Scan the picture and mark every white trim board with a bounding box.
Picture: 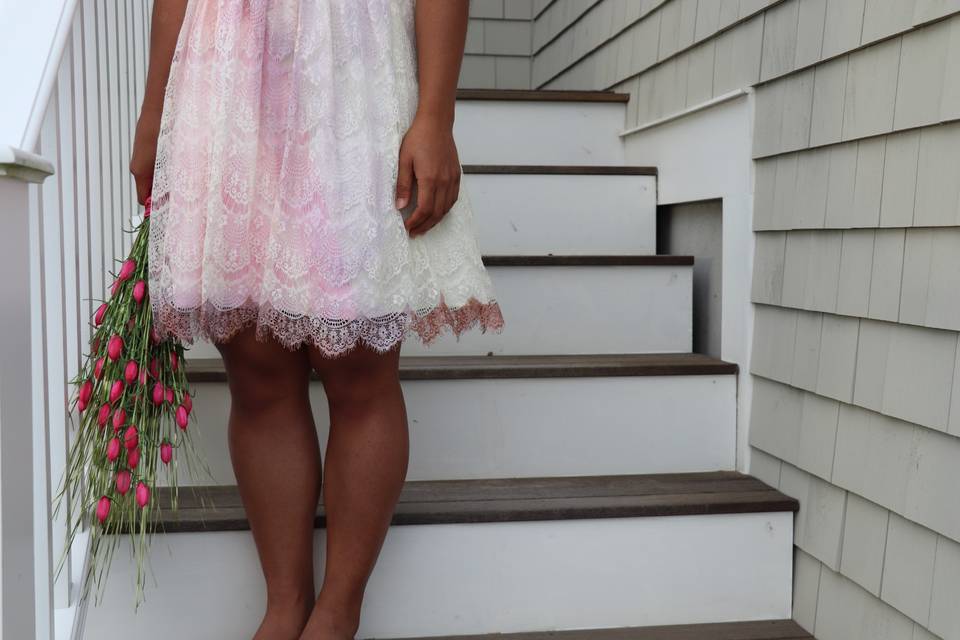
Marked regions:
[620,92,757,473]
[620,90,749,137]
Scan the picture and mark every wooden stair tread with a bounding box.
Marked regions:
[482,255,694,266]
[386,620,812,640]
[457,89,630,103]
[463,164,656,176]
[144,472,798,534]
[186,353,739,383]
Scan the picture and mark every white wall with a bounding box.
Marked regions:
[620,92,757,474]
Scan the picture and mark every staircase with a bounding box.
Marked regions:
[82,90,804,639]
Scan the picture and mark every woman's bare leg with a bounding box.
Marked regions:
[299,342,409,640]
[215,327,320,640]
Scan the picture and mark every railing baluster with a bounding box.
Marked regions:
[83,0,105,305]
[118,0,131,253]
[73,5,92,359]
[134,0,146,106]
[36,91,62,640]
[55,34,79,613]
[96,1,115,293]
[105,2,122,262]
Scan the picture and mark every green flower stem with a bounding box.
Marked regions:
[52,214,213,610]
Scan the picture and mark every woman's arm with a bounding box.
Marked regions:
[395,0,469,237]
[130,0,189,205]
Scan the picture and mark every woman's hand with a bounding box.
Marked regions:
[399,0,468,238]
[130,107,162,205]
[395,114,462,238]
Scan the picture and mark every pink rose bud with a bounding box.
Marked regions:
[96,496,111,524]
[94,303,108,326]
[112,408,126,431]
[106,437,121,462]
[77,398,88,413]
[94,356,106,380]
[115,469,132,495]
[135,481,150,508]
[97,403,111,428]
[110,278,121,297]
[160,441,173,464]
[138,368,148,386]
[170,351,179,372]
[78,379,93,404]
[124,360,138,384]
[107,335,123,361]
[149,358,159,379]
[150,326,161,345]
[123,425,138,450]
[126,316,136,332]
[151,382,164,405]
[133,280,147,304]
[109,379,124,404]
[127,447,140,469]
[182,392,193,415]
[165,387,174,404]
[118,259,136,282]
[175,405,189,430]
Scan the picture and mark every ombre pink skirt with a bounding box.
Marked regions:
[148,0,503,356]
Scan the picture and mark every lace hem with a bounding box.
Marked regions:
[154,296,505,357]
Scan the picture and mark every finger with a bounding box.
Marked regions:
[412,184,447,236]
[445,174,460,214]
[406,178,436,235]
[395,152,414,210]
[135,176,152,206]
[413,179,448,235]
[436,174,460,226]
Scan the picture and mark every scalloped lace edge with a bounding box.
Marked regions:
[153,296,505,357]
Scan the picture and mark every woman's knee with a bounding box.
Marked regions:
[217,329,310,413]
[310,344,400,407]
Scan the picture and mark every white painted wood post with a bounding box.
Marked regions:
[0,146,54,640]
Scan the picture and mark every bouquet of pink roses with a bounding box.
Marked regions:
[52,197,209,609]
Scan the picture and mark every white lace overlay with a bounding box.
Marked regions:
[149,0,504,356]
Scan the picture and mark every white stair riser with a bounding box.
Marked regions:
[178,374,736,485]
[465,173,656,255]
[84,513,793,639]
[183,264,692,358]
[455,101,626,165]
[403,264,691,355]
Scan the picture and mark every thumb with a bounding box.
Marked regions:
[135,176,153,206]
[396,151,414,210]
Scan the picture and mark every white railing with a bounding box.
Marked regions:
[0,1,152,638]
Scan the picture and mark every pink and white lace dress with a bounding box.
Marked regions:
[148,0,504,356]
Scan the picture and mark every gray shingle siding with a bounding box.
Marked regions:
[460,1,534,88]
[524,1,960,637]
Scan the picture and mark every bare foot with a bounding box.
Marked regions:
[253,603,313,640]
[298,606,358,640]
